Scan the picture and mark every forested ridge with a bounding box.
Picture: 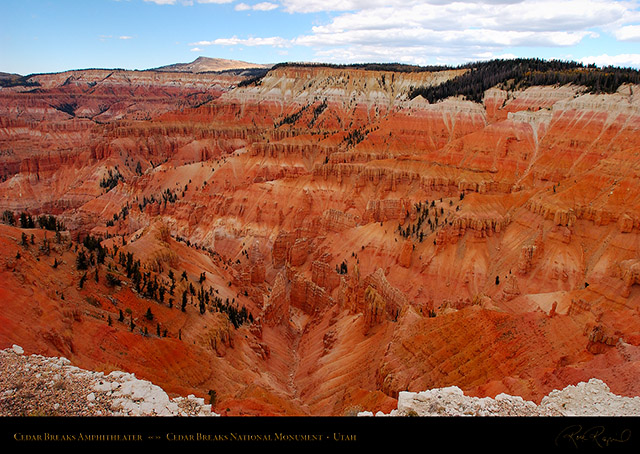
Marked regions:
[408,58,640,103]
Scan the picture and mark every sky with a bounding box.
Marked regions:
[2,0,640,75]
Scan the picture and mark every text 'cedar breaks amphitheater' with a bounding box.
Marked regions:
[1,57,640,416]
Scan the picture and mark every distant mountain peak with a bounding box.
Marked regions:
[152,57,270,73]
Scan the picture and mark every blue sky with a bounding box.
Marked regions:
[2,0,640,75]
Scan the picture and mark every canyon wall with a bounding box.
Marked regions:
[1,64,640,415]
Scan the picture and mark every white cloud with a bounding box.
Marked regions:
[100,34,135,42]
[190,47,203,52]
[279,0,419,14]
[580,53,640,68]
[235,2,278,11]
[309,43,523,66]
[280,0,534,14]
[253,2,278,10]
[295,27,592,49]
[144,0,233,3]
[305,1,630,36]
[191,0,640,66]
[192,36,290,47]
[614,25,640,41]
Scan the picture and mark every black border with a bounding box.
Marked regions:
[2,416,639,450]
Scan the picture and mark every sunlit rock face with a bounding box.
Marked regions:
[1,62,640,416]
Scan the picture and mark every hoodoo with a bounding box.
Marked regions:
[1,59,640,415]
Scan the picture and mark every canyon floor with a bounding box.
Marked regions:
[1,60,640,416]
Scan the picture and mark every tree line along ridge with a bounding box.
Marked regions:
[407,58,640,103]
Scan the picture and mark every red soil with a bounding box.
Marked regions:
[1,66,640,415]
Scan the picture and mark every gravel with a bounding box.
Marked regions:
[360,380,640,417]
[4,344,639,418]
[0,345,216,417]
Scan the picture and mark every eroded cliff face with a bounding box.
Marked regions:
[1,64,640,415]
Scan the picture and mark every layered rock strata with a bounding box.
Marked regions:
[1,62,640,415]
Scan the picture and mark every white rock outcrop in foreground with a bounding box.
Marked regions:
[92,370,215,416]
[0,346,217,416]
[4,346,639,417]
[360,379,640,417]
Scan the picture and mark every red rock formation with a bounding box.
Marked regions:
[2,63,640,415]
[263,272,289,327]
[311,259,340,291]
[397,239,413,268]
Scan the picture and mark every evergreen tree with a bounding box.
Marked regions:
[76,250,88,270]
[208,390,217,406]
[79,273,87,289]
[2,210,15,226]
[408,58,640,104]
[19,213,35,228]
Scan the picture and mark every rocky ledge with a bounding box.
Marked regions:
[360,380,640,417]
[0,346,217,416]
[3,344,639,417]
